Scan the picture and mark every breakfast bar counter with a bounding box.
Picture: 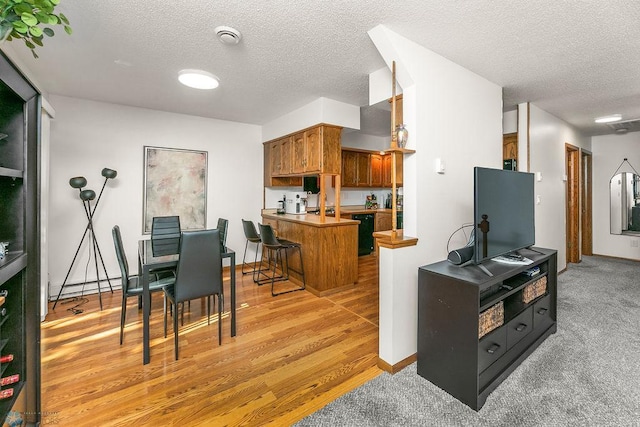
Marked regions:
[261,209,359,295]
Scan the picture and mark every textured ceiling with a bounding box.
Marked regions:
[5,1,640,137]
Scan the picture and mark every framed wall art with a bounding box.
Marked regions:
[143,146,207,233]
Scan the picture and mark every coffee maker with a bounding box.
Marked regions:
[284,191,307,214]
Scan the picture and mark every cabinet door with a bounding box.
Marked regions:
[370,154,383,187]
[304,127,322,172]
[356,152,370,187]
[375,212,392,231]
[281,137,293,175]
[383,153,403,187]
[270,140,282,175]
[291,133,305,174]
[341,150,358,187]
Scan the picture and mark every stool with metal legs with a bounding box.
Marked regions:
[241,219,264,282]
[257,223,305,296]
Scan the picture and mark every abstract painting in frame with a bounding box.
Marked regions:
[143,146,207,233]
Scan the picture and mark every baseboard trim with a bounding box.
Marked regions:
[377,353,416,374]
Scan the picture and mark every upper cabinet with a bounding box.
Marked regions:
[340,148,402,188]
[264,124,342,186]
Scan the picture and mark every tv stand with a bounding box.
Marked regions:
[418,247,557,410]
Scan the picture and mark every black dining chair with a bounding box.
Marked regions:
[112,225,175,345]
[163,229,224,360]
[151,215,181,239]
[217,218,229,250]
[257,223,306,296]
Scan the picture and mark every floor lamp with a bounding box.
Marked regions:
[52,168,117,311]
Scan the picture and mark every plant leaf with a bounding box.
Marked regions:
[50,0,60,5]
[32,37,43,46]
[12,21,28,34]
[43,27,54,37]
[59,13,69,25]
[21,12,38,27]
[64,25,71,35]
[25,40,35,49]
[29,26,43,37]
[13,4,33,14]
[34,11,50,23]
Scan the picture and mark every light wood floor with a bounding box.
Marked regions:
[41,255,381,426]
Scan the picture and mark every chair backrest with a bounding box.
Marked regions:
[258,223,281,249]
[217,218,229,250]
[174,229,222,303]
[151,216,181,239]
[112,225,130,290]
[242,219,260,241]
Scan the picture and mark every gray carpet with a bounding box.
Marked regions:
[296,256,640,426]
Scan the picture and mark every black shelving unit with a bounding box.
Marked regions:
[0,52,41,425]
[417,248,557,411]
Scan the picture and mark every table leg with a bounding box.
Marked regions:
[230,252,236,337]
[142,265,151,364]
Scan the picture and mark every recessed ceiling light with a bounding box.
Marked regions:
[178,69,219,90]
[594,114,622,123]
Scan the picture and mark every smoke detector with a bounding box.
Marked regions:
[214,26,242,45]
[607,119,640,134]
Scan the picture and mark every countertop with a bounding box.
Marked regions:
[261,209,359,227]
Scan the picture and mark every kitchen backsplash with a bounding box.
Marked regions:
[264,177,402,209]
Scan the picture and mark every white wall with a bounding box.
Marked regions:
[48,96,263,298]
[527,104,590,270]
[592,131,640,260]
[368,25,503,365]
[503,109,517,134]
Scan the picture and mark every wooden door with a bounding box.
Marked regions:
[342,150,358,187]
[304,127,321,172]
[581,150,593,255]
[503,133,518,161]
[270,140,282,175]
[291,133,305,174]
[383,154,403,187]
[356,152,370,187]
[280,137,293,175]
[566,144,580,263]
[370,154,383,187]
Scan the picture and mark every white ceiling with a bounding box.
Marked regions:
[6,1,640,137]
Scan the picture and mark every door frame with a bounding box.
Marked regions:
[565,144,580,263]
[581,149,593,255]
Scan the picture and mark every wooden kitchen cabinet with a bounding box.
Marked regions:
[264,124,342,183]
[340,148,401,188]
[383,153,403,187]
[264,140,301,187]
[375,211,392,231]
[370,154,383,187]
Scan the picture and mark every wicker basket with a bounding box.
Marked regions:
[479,301,504,338]
[522,276,547,304]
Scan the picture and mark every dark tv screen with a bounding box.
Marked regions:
[474,167,535,264]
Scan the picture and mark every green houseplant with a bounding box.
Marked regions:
[1,0,72,58]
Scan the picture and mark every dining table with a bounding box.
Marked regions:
[137,236,236,364]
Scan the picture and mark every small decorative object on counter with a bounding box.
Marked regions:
[395,124,409,148]
[365,194,377,209]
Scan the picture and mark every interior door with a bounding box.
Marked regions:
[566,144,580,263]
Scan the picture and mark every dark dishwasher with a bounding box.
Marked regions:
[352,214,375,256]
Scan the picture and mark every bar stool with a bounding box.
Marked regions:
[257,223,306,296]
[241,219,262,281]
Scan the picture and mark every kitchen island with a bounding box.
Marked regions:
[261,210,359,296]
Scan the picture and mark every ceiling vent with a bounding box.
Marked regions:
[214,26,242,45]
[606,119,640,134]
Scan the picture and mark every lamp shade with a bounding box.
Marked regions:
[101,168,117,179]
[80,189,96,201]
[69,176,87,189]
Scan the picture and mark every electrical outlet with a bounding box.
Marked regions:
[631,240,639,248]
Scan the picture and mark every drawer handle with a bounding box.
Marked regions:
[537,307,548,315]
[515,323,528,332]
[487,343,501,354]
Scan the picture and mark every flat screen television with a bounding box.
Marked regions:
[473,167,535,264]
